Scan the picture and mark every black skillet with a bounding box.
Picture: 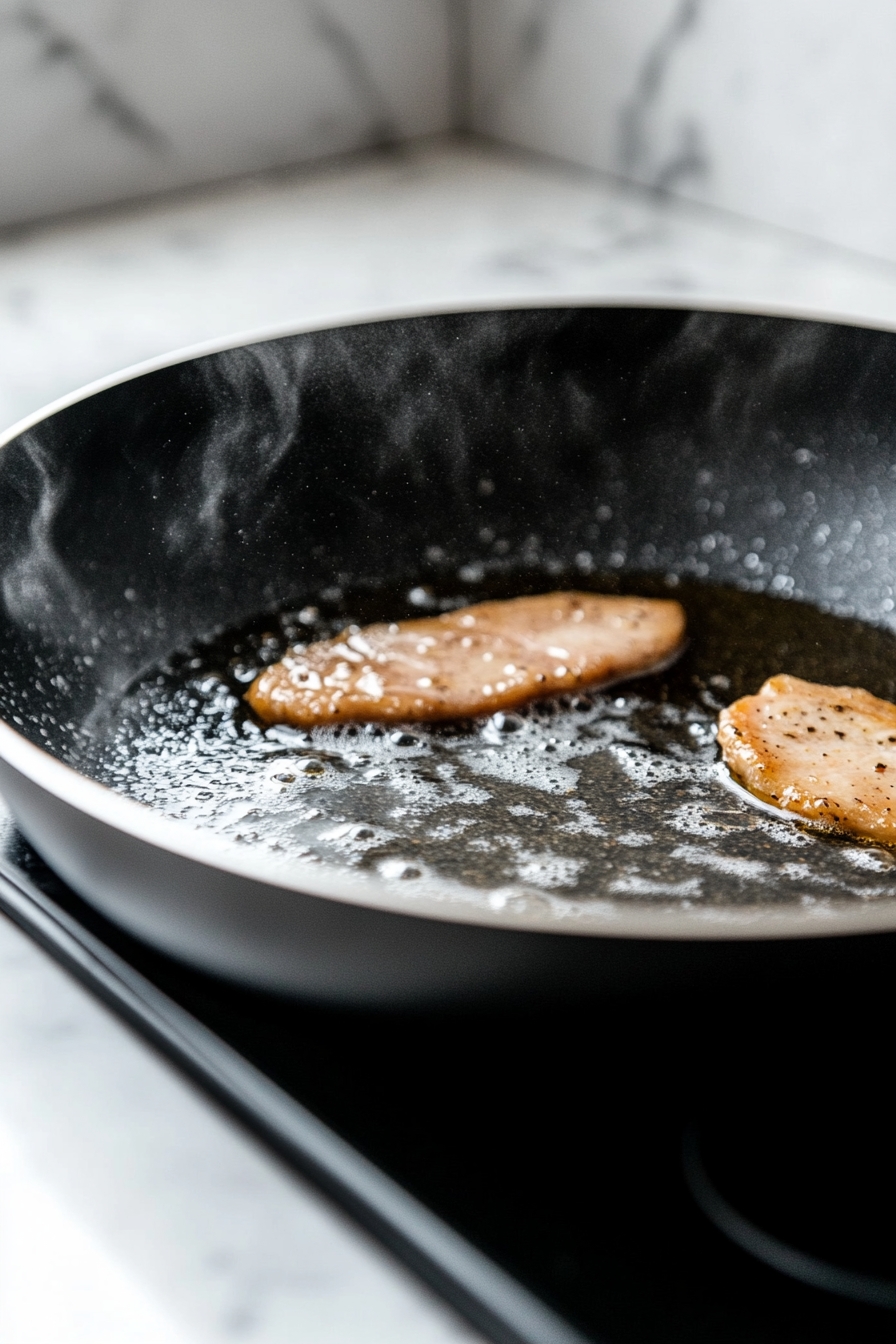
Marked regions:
[2,305,896,1003]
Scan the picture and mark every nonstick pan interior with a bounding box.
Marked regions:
[3,305,896,967]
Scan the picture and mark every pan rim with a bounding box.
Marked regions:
[5,292,896,455]
[4,295,896,943]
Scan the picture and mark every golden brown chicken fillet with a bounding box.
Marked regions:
[718,674,896,844]
[247,591,685,727]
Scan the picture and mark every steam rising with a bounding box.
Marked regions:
[1,428,90,646]
[164,343,309,558]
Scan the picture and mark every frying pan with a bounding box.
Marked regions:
[3,303,896,1003]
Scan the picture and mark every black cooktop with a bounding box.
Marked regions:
[2,810,894,1344]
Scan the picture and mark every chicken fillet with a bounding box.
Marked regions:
[247,591,685,727]
[718,673,896,844]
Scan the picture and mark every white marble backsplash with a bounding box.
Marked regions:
[470,0,896,265]
[0,0,453,226]
[5,0,896,265]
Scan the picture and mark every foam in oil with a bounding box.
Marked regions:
[90,574,896,914]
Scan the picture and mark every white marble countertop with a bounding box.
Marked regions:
[4,134,896,1343]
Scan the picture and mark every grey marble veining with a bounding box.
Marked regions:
[470,0,896,265]
[7,0,896,268]
[0,0,452,226]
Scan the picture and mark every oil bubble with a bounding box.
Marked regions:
[297,759,325,775]
[379,859,422,880]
